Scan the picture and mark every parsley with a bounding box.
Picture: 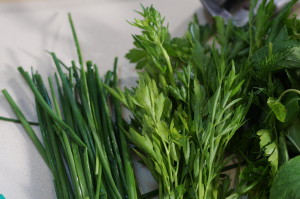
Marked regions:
[111,1,300,198]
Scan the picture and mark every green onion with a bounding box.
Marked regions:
[1,14,139,199]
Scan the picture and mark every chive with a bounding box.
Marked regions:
[56,125,83,199]
[44,114,70,199]
[45,50,71,71]
[48,77,62,118]
[83,148,95,198]
[17,67,85,147]
[57,81,91,199]
[94,65,124,198]
[2,89,49,166]
[65,102,90,198]
[112,57,138,199]
[68,13,83,67]
[33,74,65,199]
[49,73,87,199]
[95,157,103,199]
[0,116,39,126]
[2,13,139,199]
[85,62,102,137]
[99,73,127,180]
[51,54,94,152]
[42,77,72,198]
[71,143,90,198]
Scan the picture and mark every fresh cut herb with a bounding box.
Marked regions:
[2,0,300,198]
[1,14,138,199]
[108,0,300,198]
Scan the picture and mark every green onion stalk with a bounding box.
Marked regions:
[1,14,139,199]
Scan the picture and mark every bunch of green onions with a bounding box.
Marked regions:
[1,14,138,199]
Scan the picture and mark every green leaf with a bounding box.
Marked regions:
[287,16,300,40]
[125,48,149,70]
[280,46,300,68]
[175,185,186,197]
[170,142,179,162]
[267,97,287,122]
[270,156,300,199]
[125,48,147,63]
[183,139,190,164]
[251,40,300,77]
[127,128,156,159]
[286,119,300,153]
[154,93,165,122]
[257,129,272,147]
[257,129,278,175]
[266,142,278,175]
[230,81,244,98]
[268,0,297,42]
[103,84,127,106]
[156,121,169,142]
[167,86,184,101]
[193,151,200,178]
[282,93,300,128]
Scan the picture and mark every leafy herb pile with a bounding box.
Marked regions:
[2,0,300,198]
[108,0,300,198]
[2,15,138,199]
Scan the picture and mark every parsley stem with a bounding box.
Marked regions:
[160,45,175,86]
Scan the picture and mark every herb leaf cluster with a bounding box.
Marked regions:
[112,1,300,198]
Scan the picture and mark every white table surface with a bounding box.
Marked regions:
[0,0,205,198]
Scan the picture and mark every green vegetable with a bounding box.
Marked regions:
[2,0,300,198]
[267,98,287,122]
[114,0,300,198]
[1,14,138,199]
[257,129,278,175]
[270,155,300,199]
[109,5,248,199]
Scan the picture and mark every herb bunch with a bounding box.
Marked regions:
[1,15,138,199]
[109,0,300,198]
[107,5,248,199]
[2,0,300,198]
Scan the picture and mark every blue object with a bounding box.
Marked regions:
[0,194,6,199]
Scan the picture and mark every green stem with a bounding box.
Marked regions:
[58,128,83,199]
[2,89,49,167]
[97,67,125,196]
[83,149,95,199]
[94,66,122,199]
[0,116,39,126]
[18,67,85,147]
[34,75,70,199]
[112,58,138,199]
[277,89,300,102]
[95,162,103,199]
[160,45,175,86]
[68,13,83,66]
